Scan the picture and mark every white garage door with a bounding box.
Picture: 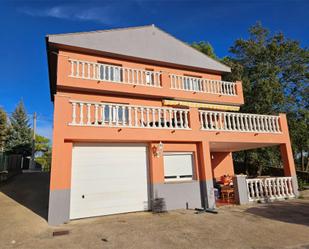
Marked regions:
[70,144,149,219]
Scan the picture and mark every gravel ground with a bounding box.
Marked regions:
[0,173,308,249]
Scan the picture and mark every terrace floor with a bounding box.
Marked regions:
[0,172,308,249]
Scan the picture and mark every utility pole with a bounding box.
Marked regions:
[30,112,36,170]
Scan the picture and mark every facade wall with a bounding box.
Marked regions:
[211,152,234,180]
[48,49,298,225]
[56,50,244,106]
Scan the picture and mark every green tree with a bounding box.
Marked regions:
[35,134,50,154]
[225,22,309,174]
[191,41,217,59]
[5,101,32,156]
[34,134,52,171]
[0,107,7,152]
[192,23,309,174]
[35,149,51,172]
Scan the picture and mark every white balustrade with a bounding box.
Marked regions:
[69,100,190,130]
[199,110,281,133]
[69,59,162,88]
[246,177,295,202]
[170,74,237,96]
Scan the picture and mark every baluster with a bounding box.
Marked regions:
[79,103,84,125]
[146,108,150,127]
[240,115,244,131]
[109,105,112,126]
[264,179,269,198]
[252,116,257,131]
[225,114,230,130]
[75,61,79,77]
[275,117,280,132]
[276,178,281,198]
[71,102,77,124]
[101,104,105,126]
[169,109,172,128]
[179,110,183,128]
[222,113,227,130]
[134,107,138,127]
[81,62,85,78]
[280,178,285,197]
[288,178,294,196]
[231,114,236,130]
[250,181,255,200]
[122,106,126,126]
[158,109,161,128]
[87,63,90,79]
[254,180,260,199]
[92,63,96,80]
[267,179,272,198]
[128,106,132,127]
[94,104,99,125]
[86,103,91,125]
[140,107,144,127]
[246,181,252,201]
[264,117,269,132]
[184,110,189,128]
[163,109,167,127]
[271,117,276,133]
[200,112,204,129]
[174,110,178,128]
[209,113,213,130]
[115,106,119,126]
[152,108,156,128]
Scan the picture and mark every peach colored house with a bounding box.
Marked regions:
[46,25,298,225]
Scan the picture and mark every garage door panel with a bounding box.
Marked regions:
[70,144,149,219]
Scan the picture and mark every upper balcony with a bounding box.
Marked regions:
[56,54,244,106]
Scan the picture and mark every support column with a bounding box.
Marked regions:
[233,175,249,205]
[279,113,299,197]
[48,95,73,225]
[198,141,216,209]
[280,143,299,197]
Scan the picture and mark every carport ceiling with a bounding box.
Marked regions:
[210,142,280,152]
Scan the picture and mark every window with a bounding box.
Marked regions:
[99,63,123,82]
[163,153,194,182]
[145,69,154,85]
[183,75,201,91]
[104,105,129,123]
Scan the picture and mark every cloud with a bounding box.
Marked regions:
[18,4,117,24]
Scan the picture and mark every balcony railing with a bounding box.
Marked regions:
[199,111,281,133]
[69,100,190,130]
[246,177,295,202]
[170,74,237,96]
[69,59,162,88]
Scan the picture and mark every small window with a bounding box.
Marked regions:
[183,75,202,91]
[163,153,194,182]
[98,62,123,82]
[145,69,154,85]
[104,105,129,123]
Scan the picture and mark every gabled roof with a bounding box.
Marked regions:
[47,25,231,73]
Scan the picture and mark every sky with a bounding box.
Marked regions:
[0,0,308,140]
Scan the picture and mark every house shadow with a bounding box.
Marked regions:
[245,200,309,226]
[0,172,50,221]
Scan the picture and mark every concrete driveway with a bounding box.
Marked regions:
[0,173,309,249]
